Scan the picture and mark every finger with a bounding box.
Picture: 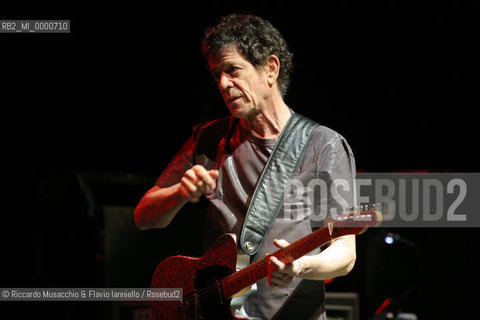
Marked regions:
[184,166,210,194]
[180,177,201,200]
[272,272,295,283]
[283,274,296,282]
[269,256,285,270]
[206,170,219,191]
[270,256,299,277]
[272,268,295,280]
[272,270,291,279]
[206,170,219,193]
[183,168,197,182]
[273,239,290,249]
[208,169,219,179]
[181,174,196,193]
[193,166,217,191]
[184,168,204,191]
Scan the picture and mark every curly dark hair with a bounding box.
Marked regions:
[201,13,294,97]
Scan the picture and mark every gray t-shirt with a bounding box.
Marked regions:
[156,113,356,319]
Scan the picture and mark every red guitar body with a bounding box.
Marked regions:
[151,234,244,320]
[150,209,381,320]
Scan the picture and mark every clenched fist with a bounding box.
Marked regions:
[179,165,219,203]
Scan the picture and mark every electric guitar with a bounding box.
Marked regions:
[151,209,382,319]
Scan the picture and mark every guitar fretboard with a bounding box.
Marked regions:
[221,210,378,298]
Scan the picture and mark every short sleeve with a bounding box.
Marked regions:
[156,135,195,188]
[308,128,357,227]
[319,138,357,210]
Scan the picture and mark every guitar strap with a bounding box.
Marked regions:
[239,113,319,256]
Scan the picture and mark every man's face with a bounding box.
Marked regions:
[208,46,269,118]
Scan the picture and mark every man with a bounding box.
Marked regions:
[135,13,357,319]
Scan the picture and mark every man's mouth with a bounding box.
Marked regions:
[226,95,242,103]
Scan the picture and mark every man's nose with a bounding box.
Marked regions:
[218,73,233,91]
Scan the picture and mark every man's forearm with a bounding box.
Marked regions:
[134,184,189,230]
[297,235,356,280]
[135,166,219,230]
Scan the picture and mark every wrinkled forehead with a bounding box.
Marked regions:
[207,45,253,73]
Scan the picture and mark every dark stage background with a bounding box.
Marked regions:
[1,1,479,319]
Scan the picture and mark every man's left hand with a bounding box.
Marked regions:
[268,239,303,289]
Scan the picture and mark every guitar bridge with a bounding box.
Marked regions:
[177,297,191,320]
[179,290,197,320]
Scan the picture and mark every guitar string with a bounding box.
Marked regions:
[182,265,263,305]
[180,214,371,308]
[215,222,338,291]
[182,282,219,307]
[203,215,357,296]
[181,244,334,310]
[181,261,266,307]
[180,262,263,307]
[181,232,316,308]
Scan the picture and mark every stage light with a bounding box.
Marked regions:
[384,234,394,244]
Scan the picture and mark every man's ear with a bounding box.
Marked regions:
[265,55,280,87]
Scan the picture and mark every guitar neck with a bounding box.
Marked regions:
[221,210,379,299]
